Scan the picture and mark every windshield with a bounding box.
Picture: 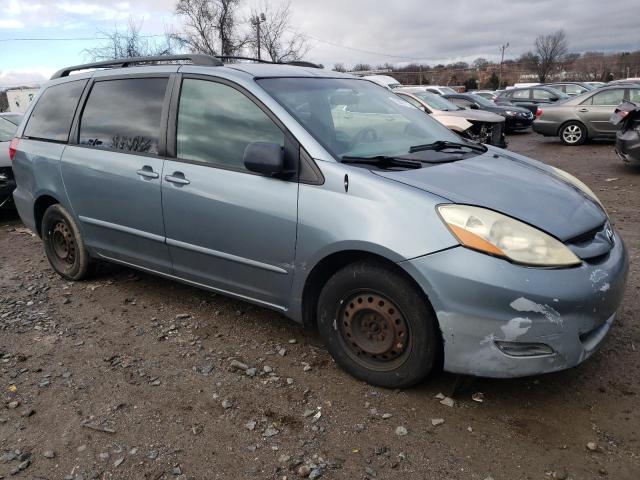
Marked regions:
[467,94,494,107]
[438,86,458,95]
[258,78,460,159]
[0,117,17,142]
[411,91,461,111]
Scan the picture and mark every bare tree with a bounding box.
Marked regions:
[174,0,247,56]
[85,18,177,61]
[248,1,309,62]
[333,63,346,72]
[534,30,568,82]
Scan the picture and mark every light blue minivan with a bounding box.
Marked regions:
[10,55,628,387]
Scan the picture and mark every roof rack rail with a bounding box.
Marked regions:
[50,54,223,79]
[216,56,322,69]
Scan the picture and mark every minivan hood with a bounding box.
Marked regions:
[374,150,606,241]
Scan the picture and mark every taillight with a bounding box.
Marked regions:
[9,137,19,161]
[535,108,543,117]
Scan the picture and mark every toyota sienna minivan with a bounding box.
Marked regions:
[10,55,628,388]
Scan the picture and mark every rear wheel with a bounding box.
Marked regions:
[317,260,439,388]
[559,121,587,146]
[41,204,92,280]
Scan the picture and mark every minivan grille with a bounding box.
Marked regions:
[565,222,614,260]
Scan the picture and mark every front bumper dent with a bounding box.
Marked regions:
[401,235,628,378]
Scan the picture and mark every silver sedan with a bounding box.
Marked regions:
[533,85,640,145]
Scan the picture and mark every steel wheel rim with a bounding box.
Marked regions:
[51,221,76,265]
[563,124,582,143]
[338,291,411,371]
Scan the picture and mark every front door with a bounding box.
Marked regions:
[577,88,625,136]
[161,77,298,310]
[61,76,172,272]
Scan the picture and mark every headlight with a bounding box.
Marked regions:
[550,167,605,211]
[437,204,581,267]
[504,110,518,116]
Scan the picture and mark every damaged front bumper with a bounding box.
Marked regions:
[401,233,628,378]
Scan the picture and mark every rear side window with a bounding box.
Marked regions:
[176,79,283,170]
[511,90,529,99]
[24,80,86,142]
[0,118,17,142]
[584,89,625,106]
[79,78,168,155]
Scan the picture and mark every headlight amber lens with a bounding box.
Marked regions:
[438,204,581,267]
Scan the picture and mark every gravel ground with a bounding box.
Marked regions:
[0,132,639,480]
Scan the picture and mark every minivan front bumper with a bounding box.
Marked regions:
[401,234,628,378]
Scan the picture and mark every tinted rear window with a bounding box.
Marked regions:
[79,78,168,155]
[24,80,86,142]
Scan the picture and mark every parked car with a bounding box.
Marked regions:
[443,92,535,132]
[11,55,628,388]
[607,78,640,86]
[544,82,594,96]
[362,75,401,90]
[395,88,507,146]
[610,100,640,164]
[471,90,499,101]
[422,85,459,95]
[0,113,22,209]
[533,85,640,145]
[495,86,570,114]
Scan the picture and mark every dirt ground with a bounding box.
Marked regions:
[0,132,639,480]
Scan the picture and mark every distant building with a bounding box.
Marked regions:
[1,86,40,113]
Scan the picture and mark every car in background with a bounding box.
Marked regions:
[610,100,640,164]
[533,85,640,145]
[395,88,506,147]
[443,92,535,132]
[496,86,569,114]
[363,75,401,90]
[422,85,459,95]
[545,82,594,96]
[585,81,606,88]
[471,90,499,101]
[607,78,640,87]
[0,113,22,209]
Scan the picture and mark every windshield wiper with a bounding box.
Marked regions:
[341,155,422,169]
[409,140,488,154]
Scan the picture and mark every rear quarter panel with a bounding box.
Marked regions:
[12,140,70,232]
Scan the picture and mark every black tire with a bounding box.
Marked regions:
[317,260,439,388]
[41,204,92,281]
[559,121,587,146]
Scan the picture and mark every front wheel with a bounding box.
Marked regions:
[317,261,439,388]
[559,121,587,146]
[41,204,92,281]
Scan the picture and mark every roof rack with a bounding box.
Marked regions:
[50,54,223,79]
[216,56,322,69]
[50,54,322,80]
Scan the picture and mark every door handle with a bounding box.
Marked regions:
[165,173,190,185]
[136,166,159,179]
[578,108,589,112]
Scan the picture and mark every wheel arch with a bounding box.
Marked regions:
[299,249,445,373]
[33,194,62,237]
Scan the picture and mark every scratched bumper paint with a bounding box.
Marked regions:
[401,233,628,378]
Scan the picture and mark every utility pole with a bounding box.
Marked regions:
[498,42,509,89]
[251,13,266,60]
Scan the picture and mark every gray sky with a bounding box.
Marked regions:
[1,0,639,86]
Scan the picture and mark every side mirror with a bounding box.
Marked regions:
[549,96,559,102]
[243,142,285,177]
[469,104,479,109]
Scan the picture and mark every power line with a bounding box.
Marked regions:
[300,32,427,61]
[0,34,166,42]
